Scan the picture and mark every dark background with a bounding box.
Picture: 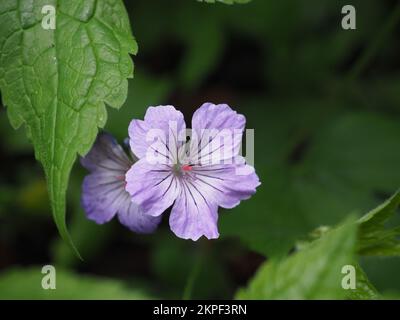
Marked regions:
[1,0,400,299]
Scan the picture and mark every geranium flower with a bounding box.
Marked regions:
[126,103,260,240]
[80,132,161,233]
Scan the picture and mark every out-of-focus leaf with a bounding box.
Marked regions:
[151,234,230,299]
[221,103,400,258]
[177,19,224,91]
[361,256,400,295]
[0,267,151,299]
[381,292,400,300]
[197,0,251,4]
[358,191,400,256]
[18,179,49,215]
[105,71,173,140]
[303,113,400,192]
[361,77,400,113]
[236,217,357,299]
[220,99,343,257]
[0,0,137,256]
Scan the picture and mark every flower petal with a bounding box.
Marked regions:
[190,103,245,165]
[81,132,132,224]
[128,105,186,163]
[190,157,261,209]
[81,132,131,172]
[81,132,161,234]
[81,171,127,224]
[125,159,180,217]
[169,180,219,241]
[117,193,162,233]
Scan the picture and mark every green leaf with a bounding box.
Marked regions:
[358,191,400,256]
[197,0,251,4]
[294,226,380,299]
[0,267,150,299]
[236,217,358,299]
[0,0,137,256]
[345,263,379,300]
[51,172,114,268]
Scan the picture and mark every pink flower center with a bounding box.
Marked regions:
[182,164,193,172]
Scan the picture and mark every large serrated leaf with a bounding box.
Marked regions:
[236,217,358,299]
[0,0,137,257]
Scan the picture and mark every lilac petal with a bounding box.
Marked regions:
[81,132,131,172]
[125,159,180,217]
[81,132,162,233]
[81,171,127,224]
[128,105,186,163]
[191,157,261,209]
[117,193,162,233]
[169,181,219,241]
[81,132,131,223]
[192,103,245,133]
[190,103,246,165]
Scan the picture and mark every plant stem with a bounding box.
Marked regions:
[182,250,204,300]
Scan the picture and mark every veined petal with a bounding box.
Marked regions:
[169,181,219,241]
[190,103,245,165]
[125,159,180,217]
[128,105,186,164]
[81,132,161,233]
[190,157,261,209]
[80,132,131,172]
[81,171,127,224]
[117,193,162,233]
[192,103,245,132]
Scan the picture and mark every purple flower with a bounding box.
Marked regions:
[126,103,260,240]
[80,132,161,233]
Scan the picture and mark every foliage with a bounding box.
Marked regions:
[0,0,400,300]
[0,0,136,256]
[0,267,150,299]
[358,191,400,256]
[237,190,400,300]
[197,0,251,4]
[236,217,358,299]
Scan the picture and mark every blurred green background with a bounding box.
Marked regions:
[1,0,400,299]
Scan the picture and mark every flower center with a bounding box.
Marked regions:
[182,164,193,172]
[173,163,193,176]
